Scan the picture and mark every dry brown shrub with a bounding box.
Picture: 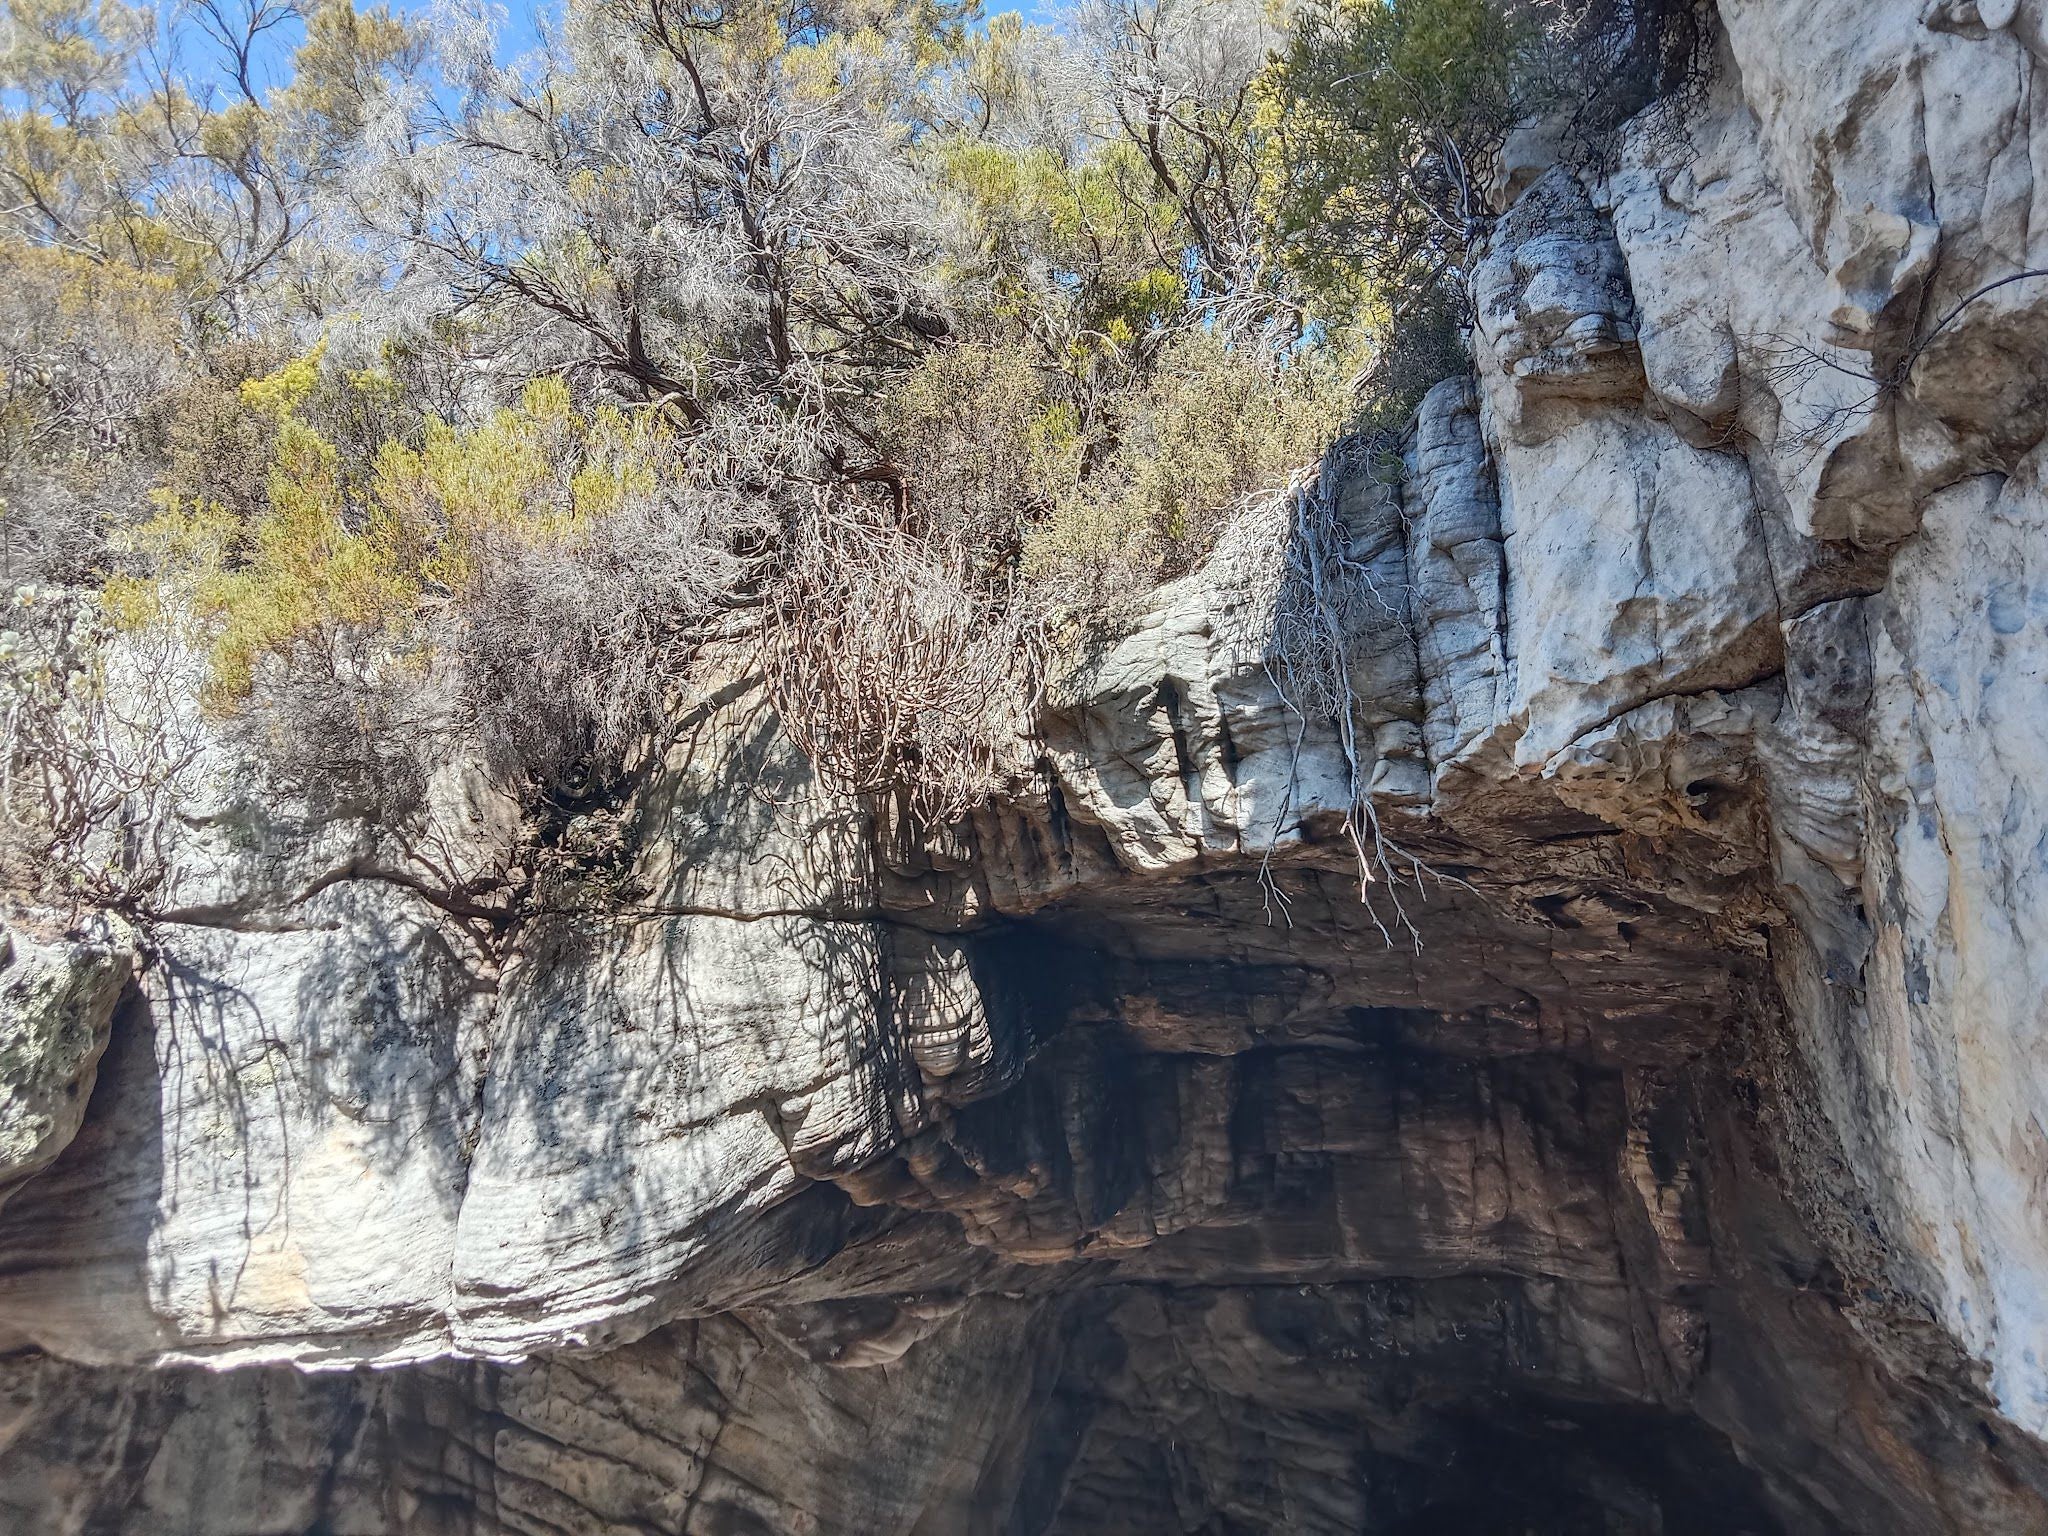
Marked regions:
[453,489,749,794]
[762,491,1036,829]
[0,589,205,904]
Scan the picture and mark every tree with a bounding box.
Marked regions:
[1260,0,1526,311]
[0,0,415,314]
[341,0,973,481]
[1080,0,1280,319]
[0,0,419,587]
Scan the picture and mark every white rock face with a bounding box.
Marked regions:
[0,677,899,1367]
[0,919,131,1201]
[1840,455,2048,1428]
[0,887,490,1367]
[451,908,896,1356]
[1605,5,2048,1441]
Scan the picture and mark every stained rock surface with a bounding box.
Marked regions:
[7,3,2048,1531]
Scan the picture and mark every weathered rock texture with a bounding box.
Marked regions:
[6,2,2048,1530]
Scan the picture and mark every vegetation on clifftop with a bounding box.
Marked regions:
[0,0,1706,893]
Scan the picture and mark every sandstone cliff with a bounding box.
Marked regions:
[6,2,2048,1530]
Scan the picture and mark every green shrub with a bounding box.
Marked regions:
[1258,0,1527,307]
[875,342,1079,556]
[106,357,732,796]
[1025,330,1353,614]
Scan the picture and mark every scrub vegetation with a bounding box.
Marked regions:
[0,0,1706,889]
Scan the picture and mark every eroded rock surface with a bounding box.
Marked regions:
[5,1,2048,1530]
[0,918,130,1206]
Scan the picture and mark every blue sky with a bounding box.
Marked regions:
[420,0,547,62]
[384,0,1064,65]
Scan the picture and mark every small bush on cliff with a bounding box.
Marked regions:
[1546,0,1716,157]
[0,586,203,902]
[1023,330,1356,614]
[1260,0,1528,309]
[1259,0,1713,321]
[109,366,738,795]
[0,248,185,586]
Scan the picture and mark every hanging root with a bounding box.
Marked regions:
[1224,440,1438,947]
[762,488,1037,831]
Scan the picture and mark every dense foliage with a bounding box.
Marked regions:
[0,0,1704,891]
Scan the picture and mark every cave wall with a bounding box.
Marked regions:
[6,1,2048,1530]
